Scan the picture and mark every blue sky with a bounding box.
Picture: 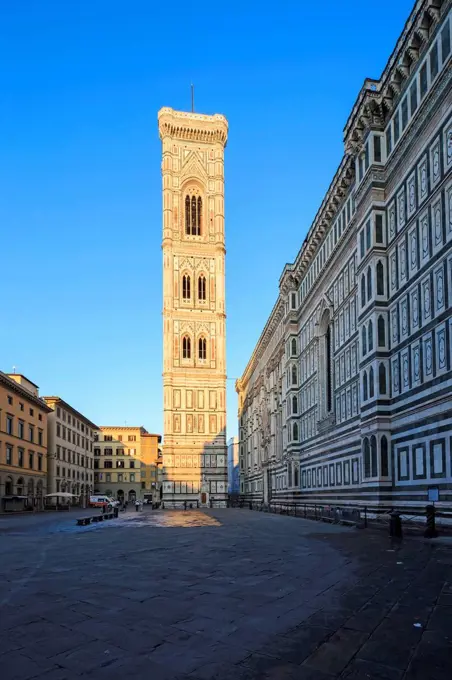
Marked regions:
[0,0,414,436]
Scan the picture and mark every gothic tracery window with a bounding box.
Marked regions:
[198,337,207,361]
[368,320,373,352]
[291,365,297,385]
[369,366,375,398]
[379,362,387,394]
[198,274,206,301]
[182,335,191,359]
[381,435,389,476]
[185,194,202,236]
[292,395,298,414]
[182,274,191,300]
[378,315,385,347]
[293,422,299,441]
[376,261,384,295]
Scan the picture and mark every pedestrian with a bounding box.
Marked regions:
[135,499,139,512]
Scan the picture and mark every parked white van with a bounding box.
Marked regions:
[89,495,119,508]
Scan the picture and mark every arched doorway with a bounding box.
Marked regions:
[17,477,25,496]
[117,489,124,502]
[128,489,136,502]
[5,476,13,496]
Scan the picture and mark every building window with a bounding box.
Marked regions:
[182,335,191,359]
[442,20,451,61]
[116,460,125,468]
[375,214,383,243]
[386,125,392,155]
[38,430,43,446]
[182,274,191,300]
[18,449,24,467]
[6,446,13,465]
[292,395,298,414]
[7,395,13,405]
[118,473,123,482]
[130,473,135,482]
[362,326,367,355]
[369,366,375,398]
[198,274,206,301]
[368,320,373,352]
[366,219,371,250]
[38,455,42,471]
[29,452,34,469]
[401,97,408,131]
[29,408,34,416]
[381,436,389,476]
[379,363,387,394]
[106,473,111,482]
[185,195,202,236]
[291,292,297,310]
[29,425,34,442]
[371,435,378,476]
[293,422,299,441]
[430,42,438,80]
[104,461,113,469]
[376,261,384,295]
[198,337,207,361]
[291,365,297,386]
[104,435,113,441]
[367,267,372,300]
[420,62,428,98]
[363,438,370,477]
[394,110,400,144]
[363,372,368,401]
[360,230,365,258]
[128,435,136,442]
[374,135,381,163]
[291,338,297,356]
[410,81,418,115]
[6,416,13,435]
[129,460,135,468]
[361,275,366,307]
[377,316,385,347]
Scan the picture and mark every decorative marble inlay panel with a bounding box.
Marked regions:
[418,156,428,204]
[400,297,409,339]
[397,188,406,231]
[421,276,432,325]
[420,211,430,265]
[399,239,407,283]
[401,348,410,392]
[409,226,418,274]
[447,181,452,243]
[388,200,396,242]
[432,199,443,252]
[391,305,399,347]
[410,286,420,333]
[434,264,445,314]
[423,333,433,378]
[430,137,441,188]
[411,340,421,387]
[390,249,398,292]
[444,119,452,171]
[391,355,400,396]
[436,323,447,373]
[407,172,416,218]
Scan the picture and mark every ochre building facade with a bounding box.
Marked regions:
[237,0,452,512]
[158,107,228,508]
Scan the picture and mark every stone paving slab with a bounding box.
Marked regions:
[0,508,451,679]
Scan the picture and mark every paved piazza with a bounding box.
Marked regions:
[0,509,451,680]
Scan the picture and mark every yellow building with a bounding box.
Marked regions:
[158,107,229,508]
[0,372,51,512]
[94,427,162,503]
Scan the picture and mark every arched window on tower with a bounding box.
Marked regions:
[185,196,190,234]
[185,194,202,236]
[198,337,207,361]
[293,422,299,441]
[198,274,206,301]
[182,274,191,300]
[197,196,202,236]
[370,435,377,476]
[376,260,384,295]
[368,320,373,352]
[291,365,297,385]
[363,437,370,477]
[182,335,191,359]
[367,266,372,300]
[292,395,298,414]
[378,315,385,347]
[363,372,368,401]
[291,338,297,356]
[379,362,387,394]
[381,435,389,476]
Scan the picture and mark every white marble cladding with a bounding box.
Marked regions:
[237,1,452,509]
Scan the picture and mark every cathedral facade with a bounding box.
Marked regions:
[236,0,452,511]
[159,108,228,508]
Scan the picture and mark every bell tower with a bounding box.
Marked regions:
[158,107,228,508]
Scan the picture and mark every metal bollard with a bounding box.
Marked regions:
[389,511,402,538]
[424,504,438,538]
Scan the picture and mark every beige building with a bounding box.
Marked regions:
[94,426,162,502]
[237,0,452,511]
[0,372,51,512]
[43,397,97,507]
[158,107,228,508]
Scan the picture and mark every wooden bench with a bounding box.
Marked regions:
[76,517,91,526]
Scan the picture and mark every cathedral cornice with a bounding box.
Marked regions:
[343,0,449,154]
[158,108,228,147]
